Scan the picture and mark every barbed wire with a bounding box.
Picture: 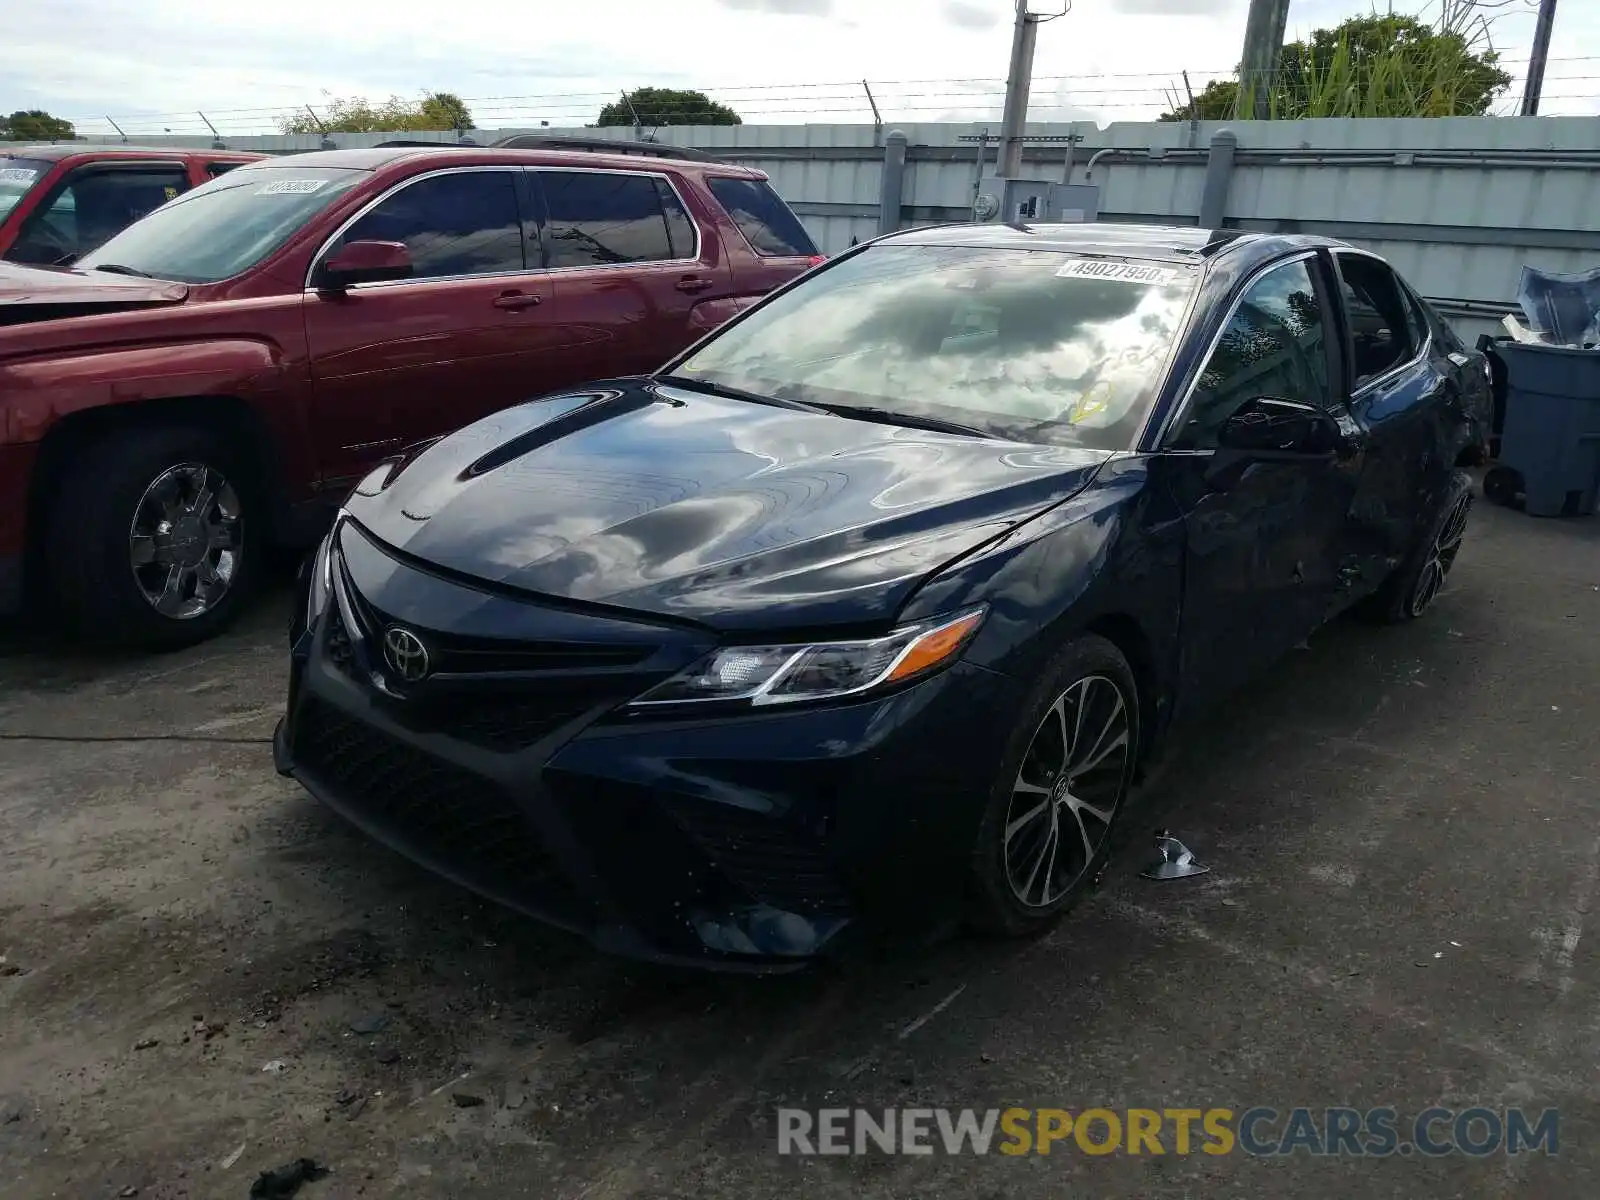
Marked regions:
[49,58,1600,136]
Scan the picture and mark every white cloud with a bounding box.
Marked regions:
[716,0,832,12]
[943,1,1003,30]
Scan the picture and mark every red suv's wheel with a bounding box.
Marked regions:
[44,425,262,649]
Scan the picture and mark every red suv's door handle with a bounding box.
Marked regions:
[675,276,714,294]
[493,291,543,310]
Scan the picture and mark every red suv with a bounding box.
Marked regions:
[0,144,264,265]
[0,140,823,647]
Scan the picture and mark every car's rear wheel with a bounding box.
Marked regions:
[44,425,261,650]
[1359,469,1474,624]
[969,634,1139,937]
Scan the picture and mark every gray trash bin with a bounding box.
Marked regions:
[1488,339,1600,517]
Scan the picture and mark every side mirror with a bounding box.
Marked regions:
[317,240,412,292]
[1204,396,1342,491]
[1215,395,1339,456]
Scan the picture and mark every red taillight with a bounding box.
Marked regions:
[806,254,827,268]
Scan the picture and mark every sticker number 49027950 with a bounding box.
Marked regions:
[1055,258,1184,286]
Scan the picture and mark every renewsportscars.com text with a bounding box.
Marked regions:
[776,1106,1559,1157]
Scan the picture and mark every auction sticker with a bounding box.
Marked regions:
[0,167,39,184]
[258,178,327,195]
[1056,258,1184,286]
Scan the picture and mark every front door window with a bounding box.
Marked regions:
[1168,257,1333,450]
[323,169,525,281]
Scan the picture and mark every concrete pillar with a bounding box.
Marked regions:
[1198,129,1237,230]
[879,130,908,236]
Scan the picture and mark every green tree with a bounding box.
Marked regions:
[1159,10,1512,121]
[419,91,474,130]
[1,110,76,140]
[596,88,740,128]
[278,91,475,134]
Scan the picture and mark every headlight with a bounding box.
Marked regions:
[632,606,986,709]
[304,524,336,625]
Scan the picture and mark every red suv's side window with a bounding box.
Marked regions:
[325,170,526,280]
[538,170,692,268]
[705,177,818,258]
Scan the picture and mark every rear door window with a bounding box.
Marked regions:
[328,169,524,280]
[206,162,245,178]
[654,179,697,260]
[706,177,817,258]
[9,163,190,265]
[538,170,678,268]
[1335,252,1418,389]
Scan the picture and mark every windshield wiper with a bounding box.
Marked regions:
[89,263,155,278]
[807,402,995,439]
[656,374,827,414]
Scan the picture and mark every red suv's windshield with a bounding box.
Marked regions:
[76,165,367,283]
[0,158,50,223]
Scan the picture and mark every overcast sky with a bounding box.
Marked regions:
[10,0,1598,137]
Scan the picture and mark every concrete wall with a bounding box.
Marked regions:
[10,116,1600,342]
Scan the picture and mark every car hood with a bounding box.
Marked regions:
[345,380,1111,631]
[0,261,187,322]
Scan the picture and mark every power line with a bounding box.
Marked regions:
[53,55,1600,124]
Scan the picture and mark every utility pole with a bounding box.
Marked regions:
[1236,0,1292,120]
[997,0,1043,178]
[1521,0,1558,116]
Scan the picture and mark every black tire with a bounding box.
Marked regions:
[1359,469,1474,625]
[43,425,263,650]
[969,633,1140,938]
[1483,465,1520,508]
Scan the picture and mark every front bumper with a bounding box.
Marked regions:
[275,525,1022,970]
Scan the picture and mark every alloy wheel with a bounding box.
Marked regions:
[1002,674,1132,909]
[1408,492,1472,617]
[128,462,244,620]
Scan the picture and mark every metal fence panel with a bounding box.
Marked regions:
[8,115,1600,341]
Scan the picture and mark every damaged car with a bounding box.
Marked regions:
[275,222,1491,968]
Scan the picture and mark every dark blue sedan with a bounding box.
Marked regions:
[275,222,1492,969]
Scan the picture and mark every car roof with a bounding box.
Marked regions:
[227,145,765,178]
[2,144,262,162]
[880,221,1345,265]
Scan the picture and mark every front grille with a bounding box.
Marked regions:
[341,580,652,677]
[667,800,851,915]
[293,695,581,916]
[435,688,619,752]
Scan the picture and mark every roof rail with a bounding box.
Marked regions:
[488,134,724,163]
[372,138,479,148]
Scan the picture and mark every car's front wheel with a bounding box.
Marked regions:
[45,425,261,650]
[969,634,1140,937]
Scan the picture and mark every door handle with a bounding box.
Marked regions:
[675,276,714,294]
[493,291,543,310]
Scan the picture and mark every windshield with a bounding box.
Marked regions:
[76,166,368,283]
[672,243,1199,450]
[0,159,49,223]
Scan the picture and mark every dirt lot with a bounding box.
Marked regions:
[2,495,1598,1199]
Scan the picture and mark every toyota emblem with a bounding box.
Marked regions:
[382,626,431,683]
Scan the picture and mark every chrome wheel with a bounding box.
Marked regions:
[128,462,243,620]
[1003,674,1132,909]
[1408,491,1472,617]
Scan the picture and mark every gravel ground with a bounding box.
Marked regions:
[1,493,1597,1199]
